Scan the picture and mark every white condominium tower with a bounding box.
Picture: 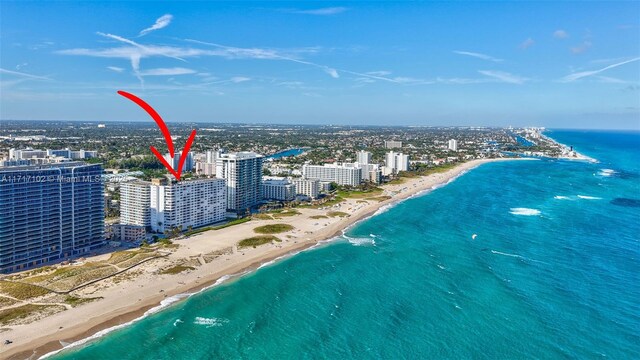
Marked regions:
[216,152,264,213]
[356,150,372,165]
[386,151,410,174]
[302,163,362,186]
[448,139,458,151]
[120,181,151,228]
[149,178,226,233]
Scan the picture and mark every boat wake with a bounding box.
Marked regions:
[509,208,541,216]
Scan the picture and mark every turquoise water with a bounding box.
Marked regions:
[266,148,307,159]
[52,130,640,359]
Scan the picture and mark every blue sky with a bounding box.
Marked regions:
[1,1,639,129]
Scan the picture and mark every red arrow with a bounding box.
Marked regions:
[117,90,196,181]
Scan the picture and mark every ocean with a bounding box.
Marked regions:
[51,130,640,359]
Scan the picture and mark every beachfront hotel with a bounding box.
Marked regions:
[216,152,264,214]
[302,163,362,186]
[262,177,296,201]
[292,178,320,199]
[356,150,372,165]
[0,163,105,273]
[149,177,226,233]
[119,181,151,228]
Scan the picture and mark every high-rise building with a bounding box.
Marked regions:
[302,163,362,186]
[215,152,264,213]
[385,151,410,174]
[356,150,372,165]
[360,163,382,184]
[120,181,151,228]
[292,178,320,199]
[163,151,194,173]
[0,163,105,273]
[262,178,296,201]
[384,140,402,149]
[150,178,226,233]
[448,139,458,151]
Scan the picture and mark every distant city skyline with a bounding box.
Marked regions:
[1,1,639,129]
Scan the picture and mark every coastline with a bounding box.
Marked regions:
[3,157,532,360]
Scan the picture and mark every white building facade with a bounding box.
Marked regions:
[302,163,362,186]
[262,178,296,201]
[119,181,151,228]
[385,151,410,174]
[150,178,226,233]
[448,139,458,151]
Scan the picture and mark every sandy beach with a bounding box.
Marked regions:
[1,158,529,360]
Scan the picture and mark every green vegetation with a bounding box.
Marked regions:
[0,304,66,326]
[253,224,294,234]
[184,218,251,237]
[0,296,18,307]
[0,280,51,300]
[271,209,301,218]
[159,265,195,275]
[252,213,274,220]
[327,211,349,218]
[365,195,392,202]
[64,295,102,307]
[21,263,118,292]
[336,186,383,199]
[238,235,281,248]
[309,215,328,219]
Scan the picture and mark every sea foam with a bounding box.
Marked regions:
[509,208,541,216]
[193,317,228,328]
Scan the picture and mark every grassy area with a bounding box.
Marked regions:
[159,265,195,275]
[23,263,119,292]
[184,217,251,237]
[253,224,294,234]
[64,295,102,307]
[336,187,383,199]
[0,304,65,326]
[252,213,273,220]
[365,195,392,202]
[0,280,51,300]
[309,215,328,219]
[0,296,18,308]
[327,211,349,218]
[271,209,301,218]
[238,235,281,248]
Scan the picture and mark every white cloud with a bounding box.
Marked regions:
[453,51,503,62]
[570,41,592,54]
[553,30,569,39]
[561,57,640,82]
[107,66,124,73]
[0,68,49,80]
[288,7,347,15]
[520,38,535,50]
[139,14,173,37]
[478,70,528,84]
[139,67,197,76]
[366,70,392,76]
[230,76,251,83]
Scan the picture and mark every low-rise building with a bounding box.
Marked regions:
[262,177,296,201]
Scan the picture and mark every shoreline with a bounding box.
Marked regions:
[3,157,532,360]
